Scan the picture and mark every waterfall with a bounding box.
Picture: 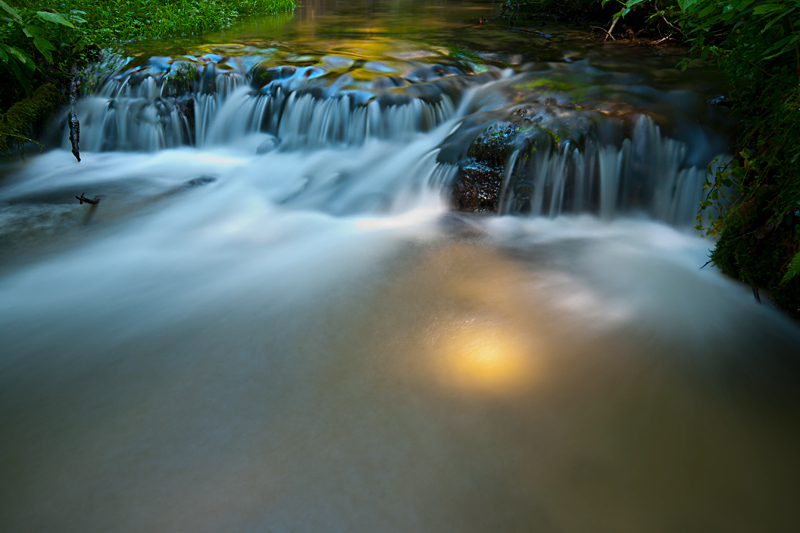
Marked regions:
[65,56,730,226]
[71,65,457,153]
[498,115,727,225]
[6,3,800,531]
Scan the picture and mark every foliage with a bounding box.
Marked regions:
[782,249,800,284]
[0,0,82,96]
[0,83,62,152]
[500,0,614,24]
[0,0,294,148]
[675,1,800,315]
[1,0,295,107]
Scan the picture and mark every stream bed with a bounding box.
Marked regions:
[1,1,799,531]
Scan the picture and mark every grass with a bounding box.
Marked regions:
[0,0,295,148]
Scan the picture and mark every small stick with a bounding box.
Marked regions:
[76,193,100,205]
[604,15,621,41]
[652,34,673,45]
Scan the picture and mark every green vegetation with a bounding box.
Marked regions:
[0,0,295,149]
[505,0,800,316]
[679,0,800,316]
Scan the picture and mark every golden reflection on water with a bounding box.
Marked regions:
[405,242,549,394]
[435,322,538,392]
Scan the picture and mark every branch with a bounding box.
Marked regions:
[605,15,621,42]
[76,193,100,205]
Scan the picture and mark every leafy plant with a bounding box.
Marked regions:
[782,248,800,284]
[0,0,84,94]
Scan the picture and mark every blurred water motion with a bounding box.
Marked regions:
[0,0,799,532]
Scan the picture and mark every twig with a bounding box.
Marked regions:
[605,15,621,41]
[652,34,673,45]
[655,0,686,39]
[76,193,100,205]
[591,25,615,41]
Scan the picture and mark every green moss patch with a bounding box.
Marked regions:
[0,83,64,153]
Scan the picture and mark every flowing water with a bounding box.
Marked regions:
[1,1,799,531]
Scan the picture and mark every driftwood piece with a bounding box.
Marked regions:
[68,65,81,162]
[76,193,99,205]
[68,110,80,162]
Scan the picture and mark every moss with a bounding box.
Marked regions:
[513,79,575,92]
[468,123,519,167]
[0,84,65,153]
[712,185,800,318]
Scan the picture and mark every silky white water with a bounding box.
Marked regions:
[1,1,799,531]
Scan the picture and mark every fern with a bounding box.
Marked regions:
[781,249,800,284]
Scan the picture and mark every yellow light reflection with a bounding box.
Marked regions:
[437,323,538,393]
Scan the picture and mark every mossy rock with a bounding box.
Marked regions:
[467,122,519,167]
[0,84,65,153]
[712,185,800,318]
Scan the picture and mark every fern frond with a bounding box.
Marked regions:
[781,249,800,284]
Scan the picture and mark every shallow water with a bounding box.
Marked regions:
[1,1,799,532]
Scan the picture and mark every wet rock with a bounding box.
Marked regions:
[449,122,521,213]
[467,122,519,166]
[185,176,217,188]
[452,161,504,213]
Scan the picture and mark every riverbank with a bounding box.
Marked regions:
[0,0,295,151]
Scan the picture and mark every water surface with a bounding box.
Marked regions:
[0,1,798,532]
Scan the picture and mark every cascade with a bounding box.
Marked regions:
[73,60,461,153]
[499,115,727,225]
[67,56,729,225]
[3,3,799,532]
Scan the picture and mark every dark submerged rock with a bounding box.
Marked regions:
[467,122,519,166]
[452,161,504,213]
[451,121,521,214]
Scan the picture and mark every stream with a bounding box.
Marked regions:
[1,1,799,531]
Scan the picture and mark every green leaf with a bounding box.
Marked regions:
[36,11,76,28]
[733,0,758,10]
[696,3,719,17]
[762,35,798,59]
[2,44,33,70]
[2,50,32,93]
[753,4,785,15]
[781,249,800,284]
[33,36,55,62]
[762,7,796,32]
[0,0,20,20]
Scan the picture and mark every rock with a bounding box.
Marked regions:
[467,122,519,166]
[449,122,521,213]
[185,176,216,188]
[452,161,504,213]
